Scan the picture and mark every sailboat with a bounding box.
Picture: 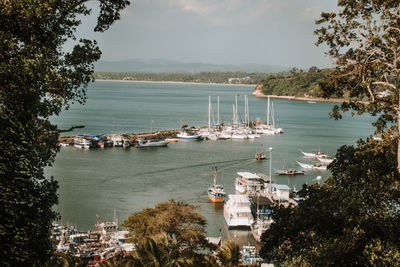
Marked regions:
[207,167,225,203]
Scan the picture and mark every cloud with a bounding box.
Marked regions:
[165,0,324,26]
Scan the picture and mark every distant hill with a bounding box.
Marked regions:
[94,58,290,73]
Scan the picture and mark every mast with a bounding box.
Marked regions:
[271,102,275,127]
[217,96,220,127]
[208,96,211,131]
[267,96,270,125]
[235,94,238,126]
[213,166,218,186]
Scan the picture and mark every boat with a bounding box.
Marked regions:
[317,157,334,164]
[74,136,91,149]
[176,130,202,140]
[251,218,272,242]
[165,138,179,142]
[240,245,263,265]
[296,161,327,170]
[274,168,305,175]
[301,150,330,158]
[235,172,265,196]
[255,146,266,160]
[207,167,225,203]
[307,101,316,104]
[255,152,266,160]
[136,134,169,147]
[223,194,253,228]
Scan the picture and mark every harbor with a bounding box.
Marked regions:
[46,81,375,258]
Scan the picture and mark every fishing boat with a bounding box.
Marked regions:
[296,161,327,170]
[301,150,330,158]
[223,194,253,228]
[207,167,225,203]
[274,168,305,175]
[255,146,266,160]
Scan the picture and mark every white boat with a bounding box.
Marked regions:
[317,157,334,164]
[137,138,169,147]
[301,150,330,158]
[224,194,253,228]
[251,218,273,242]
[74,137,90,149]
[110,134,124,147]
[231,133,248,139]
[235,172,265,196]
[296,161,327,170]
[176,130,202,140]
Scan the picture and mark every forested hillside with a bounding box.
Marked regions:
[94,71,265,84]
[255,67,334,97]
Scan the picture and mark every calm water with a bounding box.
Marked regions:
[46,81,374,246]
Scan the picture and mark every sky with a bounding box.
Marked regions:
[77,0,339,69]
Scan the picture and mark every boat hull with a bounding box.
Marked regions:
[208,193,224,203]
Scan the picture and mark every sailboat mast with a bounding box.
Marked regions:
[267,96,270,125]
[217,96,220,127]
[235,94,238,125]
[272,102,275,127]
[208,96,211,131]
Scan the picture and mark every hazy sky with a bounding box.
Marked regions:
[78,0,339,69]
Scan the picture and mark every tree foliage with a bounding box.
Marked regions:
[256,67,333,97]
[260,136,400,266]
[315,0,400,169]
[0,1,129,266]
[122,199,210,253]
[216,241,241,267]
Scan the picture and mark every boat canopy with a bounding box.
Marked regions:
[273,184,291,190]
[237,172,260,179]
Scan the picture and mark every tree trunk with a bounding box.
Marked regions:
[398,96,400,173]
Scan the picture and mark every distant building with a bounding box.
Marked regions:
[228,76,250,83]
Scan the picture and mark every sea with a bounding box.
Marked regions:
[46,81,375,246]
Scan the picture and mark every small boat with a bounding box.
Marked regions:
[136,134,169,147]
[176,130,202,140]
[274,168,305,175]
[317,157,334,164]
[301,150,330,158]
[208,167,225,203]
[296,161,327,170]
[255,153,266,160]
[307,101,316,104]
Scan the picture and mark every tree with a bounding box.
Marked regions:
[315,0,400,170]
[122,199,210,253]
[260,137,400,265]
[216,241,241,267]
[0,1,129,266]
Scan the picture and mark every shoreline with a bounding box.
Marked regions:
[252,94,345,103]
[95,79,256,87]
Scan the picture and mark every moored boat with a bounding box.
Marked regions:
[74,136,90,149]
[224,194,253,228]
[235,172,265,196]
[208,167,225,203]
[137,134,169,147]
[251,218,272,242]
[176,130,202,140]
[274,168,305,175]
[296,161,327,170]
[317,157,334,164]
[301,150,330,158]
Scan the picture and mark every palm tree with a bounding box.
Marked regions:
[216,241,241,267]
